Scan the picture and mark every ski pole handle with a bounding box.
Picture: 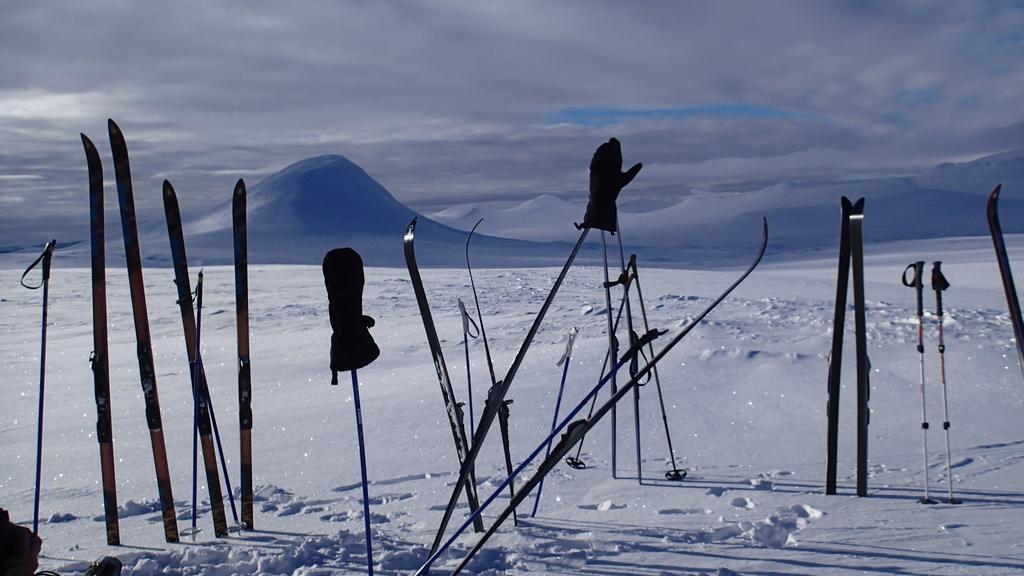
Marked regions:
[457,298,479,338]
[902,261,925,317]
[20,239,57,289]
[931,261,950,316]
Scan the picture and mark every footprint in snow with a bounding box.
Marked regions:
[706,486,728,497]
[578,499,626,511]
[731,497,755,509]
[657,508,704,516]
[367,492,416,505]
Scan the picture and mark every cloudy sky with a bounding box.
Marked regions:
[2,1,1023,244]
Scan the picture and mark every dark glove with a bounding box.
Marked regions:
[580,138,642,233]
[0,508,41,576]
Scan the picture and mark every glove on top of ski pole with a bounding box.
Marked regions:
[323,248,379,384]
[580,138,642,233]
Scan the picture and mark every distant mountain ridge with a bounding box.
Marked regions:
[6,148,1023,268]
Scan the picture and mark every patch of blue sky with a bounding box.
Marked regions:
[550,104,801,126]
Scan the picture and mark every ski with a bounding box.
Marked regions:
[108,119,179,543]
[849,201,870,497]
[430,225,590,553]
[403,218,485,534]
[233,179,254,529]
[465,219,518,526]
[416,218,768,575]
[987,185,1024,381]
[82,134,120,545]
[163,181,229,537]
[825,196,856,495]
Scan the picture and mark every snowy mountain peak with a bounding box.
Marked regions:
[247,154,413,233]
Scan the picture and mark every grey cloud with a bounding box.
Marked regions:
[1,1,1023,247]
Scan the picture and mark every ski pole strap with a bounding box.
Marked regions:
[603,269,632,290]
[629,329,652,384]
[902,261,925,317]
[457,299,479,338]
[621,328,666,366]
[931,261,949,316]
[20,239,56,289]
[556,327,579,367]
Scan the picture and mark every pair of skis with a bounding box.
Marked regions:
[83,123,178,542]
[83,121,254,543]
[824,196,870,497]
[415,218,767,574]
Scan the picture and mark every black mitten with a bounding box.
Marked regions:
[323,248,380,384]
[580,138,642,233]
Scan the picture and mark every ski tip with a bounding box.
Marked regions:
[107,118,121,136]
[162,179,175,198]
[470,217,484,235]
[81,132,94,149]
[405,217,418,241]
[234,179,246,195]
[991,183,1002,199]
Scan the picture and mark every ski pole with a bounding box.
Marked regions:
[457,299,479,443]
[600,231,619,477]
[567,286,630,469]
[931,262,959,504]
[610,226,643,484]
[195,271,240,526]
[531,327,578,517]
[627,254,686,480]
[351,370,374,575]
[902,261,935,504]
[190,277,201,539]
[21,239,56,534]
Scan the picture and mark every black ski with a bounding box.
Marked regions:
[108,119,179,543]
[987,185,1024,380]
[825,196,857,495]
[233,179,254,529]
[403,218,484,534]
[417,218,768,575]
[849,203,870,497]
[82,134,120,545]
[163,181,229,537]
[465,219,518,526]
[430,225,590,553]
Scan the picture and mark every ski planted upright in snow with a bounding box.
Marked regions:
[108,119,179,542]
[83,134,120,545]
[849,203,870,497]
[987,184,1024,381]
[403,218,485,535]
[824,196,870,497]
[163,181,229,537]
[825,196,857,495]
[416,218,768,575]
[233,179,254,529]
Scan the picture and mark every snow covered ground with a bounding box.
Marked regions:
[2,232,1023,575]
